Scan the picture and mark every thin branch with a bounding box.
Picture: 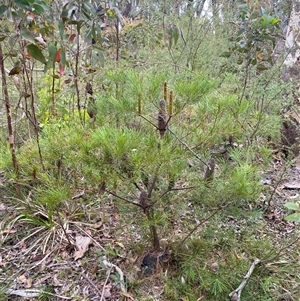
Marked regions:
[138,114,159,129]
[147,164,161,199]
[262,235,300,264]
[80,269,105,301]
[55,209,73,247]
[100,267,112,301]
[180,207,223,246]
[265,165,287,208]
[167,127,209,168]
[104,189,144,209]
[229,258,261,301]
[152,186,197,207]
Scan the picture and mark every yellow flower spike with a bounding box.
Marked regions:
[164,81,168,101]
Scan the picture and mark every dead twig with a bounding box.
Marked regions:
[81,269,105,300]
[264,165,286,208]
[102,256,126,293]
[100,267,112,301]
[104,189,145,209]
[229,258,261,301]
[262,235,300,264]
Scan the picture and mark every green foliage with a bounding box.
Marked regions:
[0,1,297,300]
[284,202,300,222]
[220,2,281,77]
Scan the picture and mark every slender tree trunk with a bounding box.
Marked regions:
[0,44,19,173]
[74,32,83,124]
[23,60,45,171]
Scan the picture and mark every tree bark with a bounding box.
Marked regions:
[0,44,18,173]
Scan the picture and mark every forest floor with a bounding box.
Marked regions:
[1,152,300,301]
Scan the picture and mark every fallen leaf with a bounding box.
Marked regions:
[283,181,300,190]
[102,284,112,298]
[73,235,92,260]
[18,275,32,288]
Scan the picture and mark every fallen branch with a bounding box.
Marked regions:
[229,258,261,301]
[102,256,126,293]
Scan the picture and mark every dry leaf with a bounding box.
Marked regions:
[283,181,300,189]
[18,275,27,284]
[25,278,32,288]
[18,275,32,288]
[102,284,112,298]
[73,235,92,260]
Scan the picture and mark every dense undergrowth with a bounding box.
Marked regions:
[1,2,300,300]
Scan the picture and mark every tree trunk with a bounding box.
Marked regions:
[0,44,18,173]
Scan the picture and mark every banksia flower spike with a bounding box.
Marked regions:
[164,81,168,101]
[158,99,168,139]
